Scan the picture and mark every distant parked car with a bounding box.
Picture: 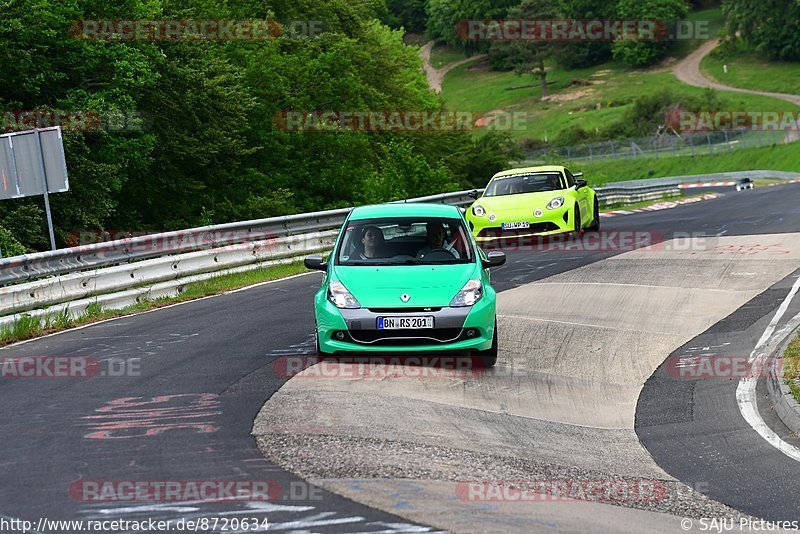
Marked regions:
[735,178,754,191]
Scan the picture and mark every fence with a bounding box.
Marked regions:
[524,130,797,163]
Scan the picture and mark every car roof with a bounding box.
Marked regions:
[490,165,566,180]
[349,202,462,221]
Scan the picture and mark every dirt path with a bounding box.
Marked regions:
[420,40,486,94]
[673,39,800,106]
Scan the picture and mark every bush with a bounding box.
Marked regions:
[0,226,29,258]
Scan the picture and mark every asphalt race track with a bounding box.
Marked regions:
[1,182,799,533]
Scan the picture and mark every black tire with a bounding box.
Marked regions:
[475,319,498,368]
[573,206,582,236]
[586,197,600,232]
[313,327,322,357]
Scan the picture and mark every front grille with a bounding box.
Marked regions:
[347,328,464,346]
[478,222,559,238]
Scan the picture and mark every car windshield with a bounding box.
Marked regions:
[337,216,474,266]
[484,172,564,197]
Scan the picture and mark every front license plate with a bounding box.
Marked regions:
[378,316,434,330]
[501,221,530,230]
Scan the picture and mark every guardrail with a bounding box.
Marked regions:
[1,171,796,327]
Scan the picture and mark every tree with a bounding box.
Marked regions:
[555,0,616,68]
[612,0,689,67]
[488,0,559,98]
[722,0,800,60]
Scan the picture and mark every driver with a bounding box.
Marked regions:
[359,225,385,259]
[416,221,460,259]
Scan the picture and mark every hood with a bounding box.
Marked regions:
[474,190,565,212]
[333,263,479,308]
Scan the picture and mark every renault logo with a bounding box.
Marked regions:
[400,293,411,302]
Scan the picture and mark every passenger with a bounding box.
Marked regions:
[417,221,460,259]
[359,225,385,259]
[508,180,523,194]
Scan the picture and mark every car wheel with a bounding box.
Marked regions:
[313,326,322,357]
[474,319,498,368]
[573,206,582,235]
[586,197,600,232]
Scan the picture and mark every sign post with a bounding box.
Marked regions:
[0,126,69,251]
[33,128,57,250]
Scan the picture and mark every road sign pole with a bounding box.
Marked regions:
[33,128,57,251]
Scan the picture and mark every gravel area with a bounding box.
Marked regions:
[256,432,754,522]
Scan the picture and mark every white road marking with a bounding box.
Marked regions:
[736,275,800,462]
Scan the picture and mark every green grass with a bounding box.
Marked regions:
[0,261,308,346]
[429,43,469,69]
[701,42,800,95]
[538,141,800,185]
[785,334,800,403]
[442,58,795,141]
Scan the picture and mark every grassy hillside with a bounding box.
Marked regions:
[701,42,800,95]
[441,59,796,141]
[435,8,753,142]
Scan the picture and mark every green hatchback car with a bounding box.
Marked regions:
[304,203,506,366]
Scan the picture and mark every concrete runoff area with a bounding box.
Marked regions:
[253,233,800,532]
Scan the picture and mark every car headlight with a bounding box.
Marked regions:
[328,281,361,309]
[546,196,564,210]
[472,205,486,217]
[450,279,483,307]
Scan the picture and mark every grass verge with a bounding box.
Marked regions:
[785,333,800,403]
[0,261,308,346]
[701,41,800,96]
[603,192,710,211]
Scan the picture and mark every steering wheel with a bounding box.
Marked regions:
[419,248,457,261]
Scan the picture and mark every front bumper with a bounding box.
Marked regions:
[316,296,495,354]
[468,206,573,243]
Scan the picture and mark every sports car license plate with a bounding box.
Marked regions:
[378,316,434,329]
[501,221,530,230]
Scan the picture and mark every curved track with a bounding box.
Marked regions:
[2,183,800,532]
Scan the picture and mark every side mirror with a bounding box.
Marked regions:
[467,189,479,199]
[304,254,327,271]
[575,179,587,189]
[482,250,506,268]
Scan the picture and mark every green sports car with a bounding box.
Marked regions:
[303,202,506,366]
[465,165,599,242]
